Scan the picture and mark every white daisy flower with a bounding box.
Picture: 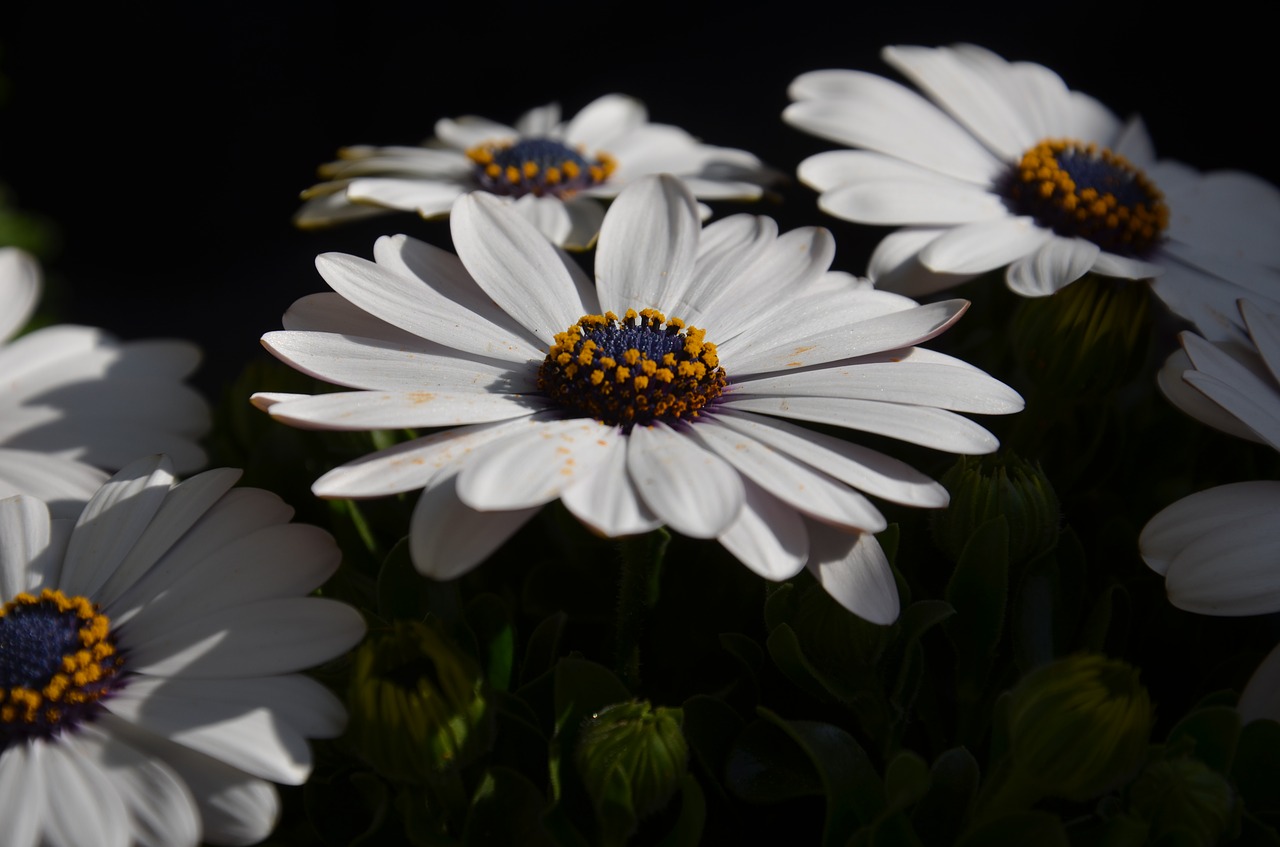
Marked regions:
[783,44,1280,342]
[0,455,366,847]
[0,248,211,516]
[255,175,1023,625]
[1140,300,1280,615]
[295,94,776,249]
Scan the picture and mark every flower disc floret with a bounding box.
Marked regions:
[538,308,727,429]
[466,137,616,199]
[1004,139,1168,256]
[1,588,123,747]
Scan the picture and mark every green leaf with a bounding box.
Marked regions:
[654,776,708,847]
[1167,706,1242,774]
[1233,719,1280,811]
[956,811,1068,847]
[727,708,885,846]
[765,623,839,705]
[945,516,1010,678]
[910,747,979,844]
[466,593,515,692]
[1011,554,1057,673]
[884,750,931,812]
[463,767,554,847]
[519,611,567,688]
[682,694,746,798]
[377,537,463,623]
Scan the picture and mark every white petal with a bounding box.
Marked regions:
[818,178,1008,225]
[920,216,1052,274]
[0,494,52,601]
[882,44,1036,160]
[783,72,1004,183]
[731,355,1023,414]
[0,247,41,342]
[314,418,530,498]
[261,331,536,393]
[511,194,606,250]
[868,227,981,298]
[1006,237,1101,297]
[1140,481,1280,576]
[1089,250,1163,281]
[40,734,131,847]
[433,114,517,150]
[59,456,175,599]
[281,292,426,347]
[717,478,808,580]
[560,432,663,536]
[1243,300,1280,382]
[314,249,538,364]
[450,192,592,344]
[805,523,899,625]
[0,449,106,518]
[293,187,391,229]
[457,417,618,510]
[1239,641,1280,725]
[346,177,465,217]
[116,524,339,638]
[125,597,366,677]
[106,675,344,784]
[1182,333,1280,449]
[693,419,885,532]
[261,389,543,430]
[69,724,200,847]
[710,408,950,507]
[724,299,968,374]
[409,470,541,579]
[1165,505,1280,616]
[0,742,42,847]
[100,713,281,847]
[798,149,952,193]
[594,174,702,314]
[515,101,560,135]
[1156,347,1261,442]
[720,394,1000,454]
[563,93,648,148]
[626,421,744,539]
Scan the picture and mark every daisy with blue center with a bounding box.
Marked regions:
[256,174,1023,625]
[783,44,1280,343]
[0,455,366,847]
[295,94,776,249]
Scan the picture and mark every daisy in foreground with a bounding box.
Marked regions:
[254,175,1023,624]
[0,248,211,515]
[1140,299,1280,616]
[0,455,365,847]
[783,44,1280,341]
[295,93,775,249]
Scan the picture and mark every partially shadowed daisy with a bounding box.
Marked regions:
[295,94,776,249]
[256,175,1023,625]
[1140,300,1280,615]
[783,44,1280,342]
[0,455,366,847]
[0,249,211,516]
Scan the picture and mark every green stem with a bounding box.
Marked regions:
[613,529,670,690]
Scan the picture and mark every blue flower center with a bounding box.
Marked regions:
[466,137,616,199]
[1003,139,1168,256]
[538,309,727,430]
[1,589,124,748]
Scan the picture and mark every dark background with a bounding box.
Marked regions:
[2,1,1273,402]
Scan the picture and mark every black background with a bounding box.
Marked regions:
[2,1,1273,401]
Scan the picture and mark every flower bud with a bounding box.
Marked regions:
[574,700,688,818]
[346,621,493,783]
[1006,654,1152,801]
[1129,757,1237,845]
[930,452,1060,565]
[1010,272,1151,398]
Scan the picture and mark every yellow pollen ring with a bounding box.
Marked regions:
[1013,139,1168,253]
[1,588,120,725]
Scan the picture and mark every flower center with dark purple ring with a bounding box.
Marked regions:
[538,308,727,431]
[1,588,125,748]
[466,137,617,199]
[1001,139,1168,256]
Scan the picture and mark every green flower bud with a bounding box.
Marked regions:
[1006,654,1153,801]
[346,621,493,783]
[575,700,688,818]
[930,452,1060,565]
[1129,757,1237,845]
[1009,272,1152,399]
